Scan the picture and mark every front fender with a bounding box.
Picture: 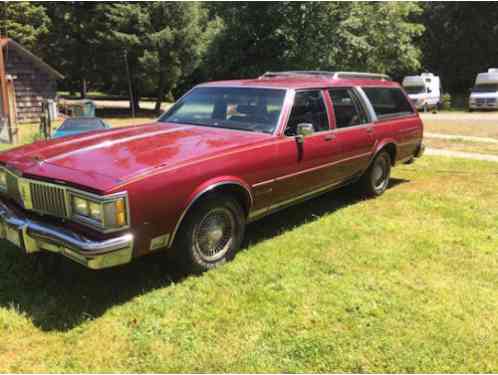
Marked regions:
[168,176,254,247]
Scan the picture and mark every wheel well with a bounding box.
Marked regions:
[381,143,397,166]
[206,184,252,217]
[170,183,252,247]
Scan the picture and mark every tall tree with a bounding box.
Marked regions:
[204,2,424,80]
[44,3,110,98]
[0,2,50,53]
[102,3,210,112]
[421,3,498,94]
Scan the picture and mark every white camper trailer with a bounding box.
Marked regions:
[469,68,498,111]
[402,73,441,112]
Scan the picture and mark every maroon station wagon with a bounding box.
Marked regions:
[0,71,424,272]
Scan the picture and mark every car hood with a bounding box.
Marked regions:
[0,122,270,192]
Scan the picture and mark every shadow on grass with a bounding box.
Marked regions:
[0,178,408,332]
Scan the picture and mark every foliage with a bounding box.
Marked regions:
[1,156,498,371]
[98,2,210,111]
[420,3,498,93]
[0,2,50,53]
[440,93,452,110]
[6,2,498,103]
[204,2,424,79]
[43,3,109,97]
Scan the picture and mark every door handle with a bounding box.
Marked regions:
[366,127,374,134]
[324,134,335,141]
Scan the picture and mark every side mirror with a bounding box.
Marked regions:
[295,123,314,144]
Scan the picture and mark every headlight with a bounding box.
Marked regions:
[0,170,6,190]
[73,196,90,216]
[71,194,128,230]
[88,202,102,220]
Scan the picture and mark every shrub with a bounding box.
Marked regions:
[440,93,452,109]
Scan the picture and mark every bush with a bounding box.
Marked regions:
[440,93,452,109]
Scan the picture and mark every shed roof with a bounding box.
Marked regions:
[0,37,64,80]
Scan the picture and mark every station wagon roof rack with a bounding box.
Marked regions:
[259,70,390,81]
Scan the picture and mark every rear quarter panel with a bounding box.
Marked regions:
[383,115,423,161]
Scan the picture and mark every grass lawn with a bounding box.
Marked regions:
[425,137,498,156]
[0,156,498,372]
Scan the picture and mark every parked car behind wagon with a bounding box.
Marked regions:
[53,117,111,138]
[0,71,424,273]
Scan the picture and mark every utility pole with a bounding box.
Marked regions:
[123,50,136,118]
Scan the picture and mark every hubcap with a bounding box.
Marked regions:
[372,156,389,191]
[193,207,235,262]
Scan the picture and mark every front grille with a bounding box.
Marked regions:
[487,98,497,104]
[6,173,22,204]
[476,98,486,105]
[30,182,68,217]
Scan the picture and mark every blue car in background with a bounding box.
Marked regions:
[53,117,111,138]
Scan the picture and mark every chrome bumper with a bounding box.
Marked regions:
[0,200,133,269]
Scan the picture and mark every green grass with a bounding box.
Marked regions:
[1,156,498,372]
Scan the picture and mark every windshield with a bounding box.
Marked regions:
[159,87,286,134]
[403,86,426,95]
[59,118,105,131]
[472,84,498,93]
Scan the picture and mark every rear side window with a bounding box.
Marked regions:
[329,88,369,129]
[362,87,413,119]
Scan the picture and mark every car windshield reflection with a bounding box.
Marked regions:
[159,87,286,134]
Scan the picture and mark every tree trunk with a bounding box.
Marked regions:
[155,72,165,113]
[132,84,140,113]
[80,78,87,98]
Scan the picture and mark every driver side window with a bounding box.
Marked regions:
[285,91,329,136]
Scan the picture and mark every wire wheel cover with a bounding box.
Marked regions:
[193,207,235,261]
[372,155,389,190]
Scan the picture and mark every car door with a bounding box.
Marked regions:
[328,87,376,180]
[270,90,344,205]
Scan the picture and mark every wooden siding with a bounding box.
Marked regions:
[4,47,57,124]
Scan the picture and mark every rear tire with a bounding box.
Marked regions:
[359,151,391,197]
[175,194,246,273]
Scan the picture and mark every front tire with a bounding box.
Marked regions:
[176,194,246,273]
[359,151,392,197]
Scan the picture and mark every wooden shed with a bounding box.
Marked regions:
[0,38,63,143]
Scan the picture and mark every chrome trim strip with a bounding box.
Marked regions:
[251,152,371,188]
[248,179,345,221]
[167,181,254,248]
[355,86,378,122]
[0,200,133,255]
